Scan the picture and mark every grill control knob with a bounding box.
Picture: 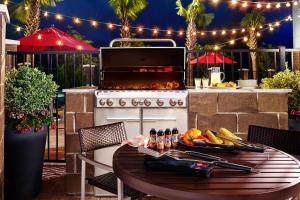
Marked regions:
[119,99,126,106]
[106,99,114,106]
[132,99,139,106]
[144,99,151,107]
[99,99,106,106]
[178,100,184,106]
[157,99,164,107]
[169,99,177,107]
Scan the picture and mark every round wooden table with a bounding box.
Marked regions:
[113,145,300,200]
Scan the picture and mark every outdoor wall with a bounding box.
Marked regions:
[293,4,300,48]
[188,89,289,139]
[0,5,9,200]
[64,87,96,195]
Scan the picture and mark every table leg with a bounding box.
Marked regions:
[117,178,124,200]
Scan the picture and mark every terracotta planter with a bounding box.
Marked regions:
[4,126,48,200]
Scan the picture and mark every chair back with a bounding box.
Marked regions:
[78,122,127,153]
[248,125,300,156]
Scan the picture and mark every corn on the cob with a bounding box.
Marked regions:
[219,128,242,141]
[206,130,223,144]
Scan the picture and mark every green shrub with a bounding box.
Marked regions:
[260,69,300,112]
[5,66,58,133]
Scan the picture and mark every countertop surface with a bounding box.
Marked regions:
[63,87,292,94]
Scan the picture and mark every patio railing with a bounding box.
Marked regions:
[5,46,300,162]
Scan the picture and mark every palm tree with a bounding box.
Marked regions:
[10,0,63,36]
[176,0,214,50]
[176,0,214,85]
[241,10,265,79]
[108,0,147,47]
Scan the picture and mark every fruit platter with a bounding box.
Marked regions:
[179,128,264,152]
[209,81,237,89]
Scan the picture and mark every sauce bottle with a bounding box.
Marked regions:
[171,128,179,148]
[149,128,157,148]
[156,129,165,150]
[164,128,172,148]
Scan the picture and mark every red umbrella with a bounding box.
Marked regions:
[18,27,98,52]
[190,52,237,65]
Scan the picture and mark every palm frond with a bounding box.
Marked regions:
[175,0,187,19]
[9,0,30,24]
[41,0,63,7]
[241,10,265,29]
[108,0,147,21]
[196,13,214,29]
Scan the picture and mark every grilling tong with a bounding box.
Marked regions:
[138,147,255,173]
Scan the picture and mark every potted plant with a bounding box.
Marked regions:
[4,66,58,200]
[260,69,300,131]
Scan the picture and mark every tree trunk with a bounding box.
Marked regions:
[24,0,41,36]
[186,19,197,86]
[120,17,131,47]
[247,30,258,79]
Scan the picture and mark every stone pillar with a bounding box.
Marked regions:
[0,4,9,200]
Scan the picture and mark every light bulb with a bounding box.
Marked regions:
[137,26,143,32]
[269,27,274,31]
[43,12,48,17]
[276,3,281,8]
[167,30,172,35]
[229,40,235,45]
[275,22,280,26]
[286,2,291,7]
[153,28,159,35]
[221,30,226,35]
[294,1,298,6]
[200,32,205,36]
[124,26,129,31]
[57,40,62,45]
[108,23,113,29]
[179,31,184,36]
[242,2,248,7]
[212,31,217,36]
[257,3,262,8]
[266,3,271,9]
[212,0,219,4]
[231,0,237,5]
[243,37,248,42]
[232,29,236,34]
[251,27,255,31]
[37,34,42,40]
[256,32,261,37]
[214,45,219,50]
[91,21,98,27]
[73,18,80,24]
[56,14,62,20]
[16,26,21,32]
[77,45,82,50]
[241,28,245,33]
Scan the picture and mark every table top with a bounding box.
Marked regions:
[113,145,300,200]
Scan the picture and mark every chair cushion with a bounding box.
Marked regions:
[87,172,144,199]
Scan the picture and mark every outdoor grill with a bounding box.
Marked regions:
[93,39,188,195]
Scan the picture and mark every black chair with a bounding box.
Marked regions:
[78,122,144,200]
[247,125,300,157]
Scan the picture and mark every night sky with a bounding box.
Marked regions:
[6,0,293,48]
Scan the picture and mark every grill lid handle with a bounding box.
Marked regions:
[109,38,177,47]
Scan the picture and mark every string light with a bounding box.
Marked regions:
[37,34,42,40]
[251,27,255,31]
[231,0,237,5]
[286,2,291,7]
[212,0,219,4]
[178,30,184,36]
[242,2,248,8]
[294,1,298,6]
[266,3,271,9]
[214,45,219,50]
[153,28,159,35]
[123,26,129,31]
[229,40,235,45]
[55,14,63,20]
[166,29,172,36]
[243,36,248,42]
[24,6,29,10]
[4,0,8,5]
[137,26,143,33]
[256,3,262,8]
[241,28,245,33]
[43,12,49,17]
[107,23,114,29]
[221,30,226,35]
[212,31,217,36]
[16,26,21,32]
[275,21,280,26]
[77,45,82,50]
[73,17,81,24]
[91,20,98,27]
[269,27,274,31]
[232,29,236,34]
[256,32,261,37]
[276,3,281,8]
[200,32,205,36]
[57,40,62,46]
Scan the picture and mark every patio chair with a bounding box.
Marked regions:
[78,122,144,200]
[247,125,300,158]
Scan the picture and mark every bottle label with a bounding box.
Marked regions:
[172,134,178,142]
[150,135,156,143]
[165,136,171,143]
[157,136,164,143]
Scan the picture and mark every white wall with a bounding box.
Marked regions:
[293,4,300,48]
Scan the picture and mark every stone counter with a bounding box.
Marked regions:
[63,87,290,195]
[188,89,291,139]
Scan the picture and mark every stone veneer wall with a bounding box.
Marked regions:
[293,52,300,72]
[64,89,96,194]
[188,92,289,139]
